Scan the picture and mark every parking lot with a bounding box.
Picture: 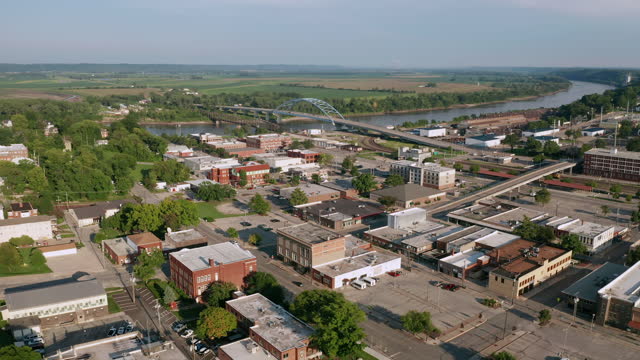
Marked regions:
[42,313,133,354]
[340,265,504,334]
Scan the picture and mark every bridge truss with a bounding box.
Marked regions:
[275,98,345,126]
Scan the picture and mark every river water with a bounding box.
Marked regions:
[144,81,613,136]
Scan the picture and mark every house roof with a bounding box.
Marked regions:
[9,202,34,212]
[71,200,131,220]
[371,184,446,202]
[170,242,255,271]
[5,279,106,312]
[127,232,162,246]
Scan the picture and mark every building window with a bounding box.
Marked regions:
[501,278,504,284]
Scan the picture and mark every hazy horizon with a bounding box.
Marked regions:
[2,0,639,68]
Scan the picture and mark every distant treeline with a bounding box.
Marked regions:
[553,68,640,86]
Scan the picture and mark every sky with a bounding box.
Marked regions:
[1,0,639,68]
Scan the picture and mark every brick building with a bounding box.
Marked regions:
[224,293,322,360]
[245,134,292,151]
[227,147,265,158]
[583,148,640,182]
[210,164,236,185]
[276,223,346,271]
[102,232,163,265]
[0,144,28,161]
[7,202,38,218]
[230,161,270,186]
[287,149,320,164]
[595,261,640,331]
[169,242,257,301]
[279,183,340,204]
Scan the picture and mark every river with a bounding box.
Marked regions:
[144,80,613,136]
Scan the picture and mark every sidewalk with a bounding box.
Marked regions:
[364,346,392,360]
[471,330,528,360]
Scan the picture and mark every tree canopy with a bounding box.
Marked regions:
[513,217,555,243]
[249,194,270,215]
[0,345,42,360]
[534,188,551,205]
[244,272,286,305]
[290,290,366,358]
[561,234,587,255]
[289,188,309,206]
[384,174,405,188]
[196,183,236,202]
[352,173,378,194]
[195,307,237,340]
[401,310,439,335]
[203,281,237,307]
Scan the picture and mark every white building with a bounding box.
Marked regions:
[438,249,489,278]
[418,127,447,138]
[167,182,192,192]
[312,251,402,289]
[388,208,427,229]
[184,156,239,172]
[0,216,54,243]
[533,136,560,145]
[263,156,303,172]
[543,216,615,253]
[581,127,606,137]
[1,279,108,330]
[390,160,456,190]
[522,128,560,137]
[397,147,432,162]
[465,135,502,148]
[69,200,129,227]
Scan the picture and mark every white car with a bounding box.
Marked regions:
[180,329,194,338]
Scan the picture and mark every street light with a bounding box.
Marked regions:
[572,296,580,324]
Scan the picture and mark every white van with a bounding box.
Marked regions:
[362,277,377,286]
[351,280,367,290]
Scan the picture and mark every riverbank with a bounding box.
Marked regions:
[279,87,569,122]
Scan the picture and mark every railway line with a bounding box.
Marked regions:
[361,137,394,153]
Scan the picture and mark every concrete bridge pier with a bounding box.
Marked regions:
[275,114,282,124]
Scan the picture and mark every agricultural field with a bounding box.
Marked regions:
[293,78,492,93]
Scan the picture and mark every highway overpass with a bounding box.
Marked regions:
[429,161,576,215]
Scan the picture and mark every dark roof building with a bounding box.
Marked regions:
[370,183,446,208]
[294,199,383,230]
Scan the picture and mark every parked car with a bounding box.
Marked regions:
[188,337,201,345]
[117,327,125,335]
[125,323,134,333]
[172,322,186,332]
[387,271,401,277]
[180,329,194,338]
[258,224,272,231]
[293,281,304,287]
[198,346,211,355]
[108,327,117,337]
[270,219,280,223]
[240,221,252,227]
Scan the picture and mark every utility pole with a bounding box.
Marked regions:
[572,296,580,324]
[130,274,136,304]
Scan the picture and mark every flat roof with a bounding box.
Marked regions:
[170,242,255,271]
[5,279,105,311]
[391,160,454,173]
[490,242,570,278]
[562,262,628,303]
[598,260,640,304]
[219,338,273,360]
[276,223,342,245]
[583,127,606,132]
[533,136,559,141]
[319,178,354,192]
[165,229,206,244]
[313,251,400,278]
[280,183,339,199]
[371,184,446,202]
[448,201,547,231]
[296,198,382,220]
[585,148,640,161]
[469,134,500,141]
[226,294,314,353]
[71,200,131,220]
[103,237,136,257]
[439,250,487,268]
[0,215,54,226]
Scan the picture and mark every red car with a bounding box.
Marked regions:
[387,271,401,277]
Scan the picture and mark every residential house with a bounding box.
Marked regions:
[7,202,38,218]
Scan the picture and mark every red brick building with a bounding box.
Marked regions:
[7,202,38,218]
[230,161,270,186]
[0,144,28,161]
[227,147,265,158]
[169,242,257,301]
[210,164,235,185]
[126,232,163,254]
[245,134,292,151]
[287,149,320,164]
[224,293,322,360]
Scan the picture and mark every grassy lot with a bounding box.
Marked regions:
[93,228,124,243]
[195,201,245,220]
[0,250,52,277]
[133,163,154,182]
[342,349,378,360]
[61,233,75,238]
[107,293,122,313]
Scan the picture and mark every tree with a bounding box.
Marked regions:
[197,183,236,202]
[137,249,165,268]
[352,173,378,195]
[561,234,587,255]
[0,243,22,270]
[133,264,155,283]
[534,188,551,206]
[195,307,237,340]
[491,351,517,360]
[8,236,34,247]
[453,163,464,172]
[601,205,610,217]
[532,154,545,164]
[609,184,622,194]
[349,165,360,177]
[152,160,190,184]
[311,173,322,184]
[248,233,262,246]
[470,164,480,174]
[595,138,607,148]
[289,187,309,206]
[0,345,42,360]
[341,156,355,174]
[538,309,551,325]
[317,153,334,167]
[290,290,366,358]
[626,246,640,266]
[503,134,520,151]
[226,227,239,238]
[163,286,177,305]
[401,310,439,335]
[626,194,633,202]
[244,272,285,305]
[238,170,248,187]
[290,139,303,150]
[249,194,270,215]
[384,174,405,188]
[631,210,640,224]
[378,195,397,208]
[289,175,301,186]
[514,217,555,243]
[586,180,598,188]
[627,137,640,152]
[543,140,560,156]
[203,282,237,307]
[28,249,46,266]
[142,169,158,190]
[302,139,314,149]
[525,137,543,154]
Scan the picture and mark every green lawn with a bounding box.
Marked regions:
[342,349,378,360]
[61,233,75,238]
[195,201,245,220]
[107,293,122,313]
[0,250,52,277]
[133,163,154,182]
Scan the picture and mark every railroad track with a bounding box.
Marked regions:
[361,136,394,153]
